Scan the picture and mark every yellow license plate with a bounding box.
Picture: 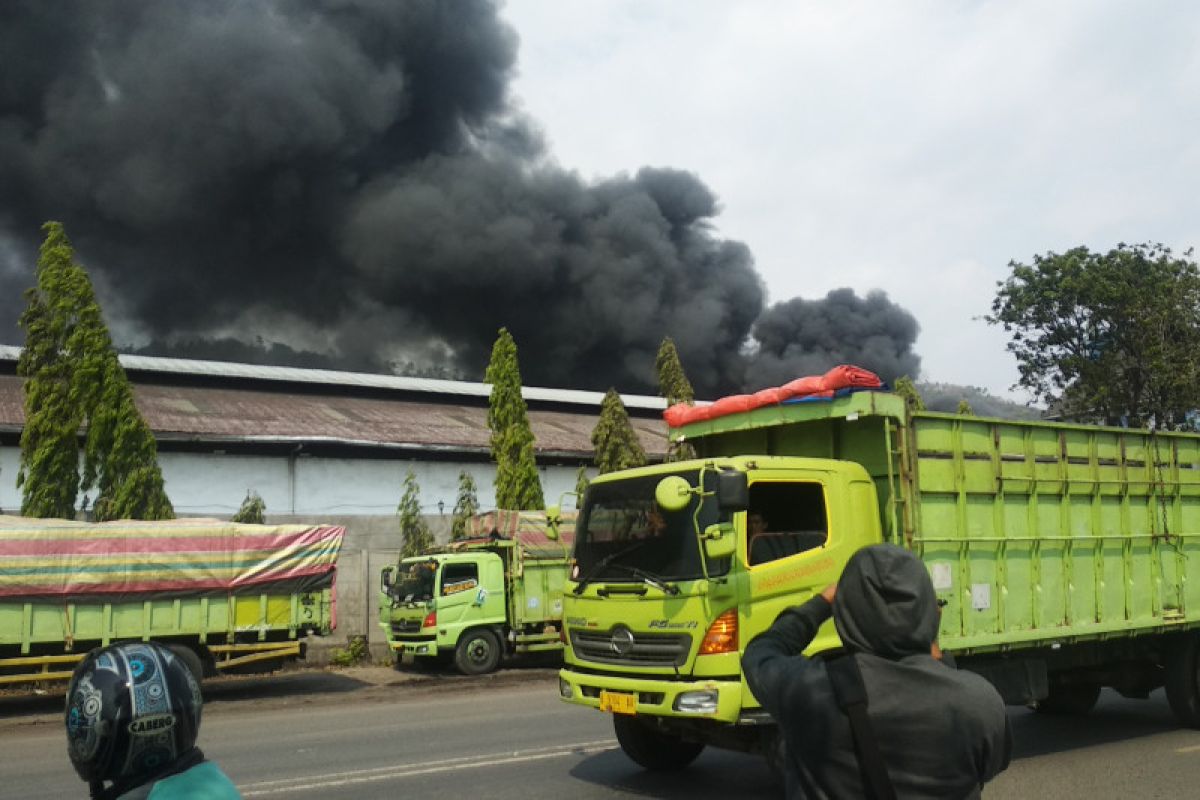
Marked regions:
[599,690,637,715]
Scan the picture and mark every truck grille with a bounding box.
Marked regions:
[391,620,423,635]
[570,627,691,667]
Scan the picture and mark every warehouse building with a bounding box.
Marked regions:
[0,345,669,654]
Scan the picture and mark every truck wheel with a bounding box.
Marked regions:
[1035,680,1101,715]
[613,715,704,771]
[1166,633,1200,727]
[455,629,501,675]
[165,644,206,684]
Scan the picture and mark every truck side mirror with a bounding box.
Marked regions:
[655,475,694,512]
[381,566,394,592]
[702,523,736,560]
[545,505,561,541]
[717,471,749,512]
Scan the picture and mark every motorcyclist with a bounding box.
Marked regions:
[65,641,241,799]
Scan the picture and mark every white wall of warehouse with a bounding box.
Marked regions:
[0,446,587,518]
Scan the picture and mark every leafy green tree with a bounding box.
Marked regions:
[232,491,266,524]
[957,399,974,416]
[17,221,172,520]
[656,337,695,407]
[398,469,433,557]
[988,243,1200,428]
[485,328,544,509]
[592,389,647,474]
[893,375,925,413]
[450,471,480,540]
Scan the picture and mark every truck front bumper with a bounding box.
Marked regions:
[557,666,744,723]
[387,636,439,657]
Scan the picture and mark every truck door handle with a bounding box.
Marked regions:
[597,586,648,597]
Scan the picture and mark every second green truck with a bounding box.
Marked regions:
[380,510,574,674]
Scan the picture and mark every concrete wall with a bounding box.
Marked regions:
[270,512,490,664]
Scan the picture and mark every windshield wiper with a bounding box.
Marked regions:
[602,562,680,595]
[573,539,680,595]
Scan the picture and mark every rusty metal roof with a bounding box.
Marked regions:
[0,368,668,458]
[0,345,667,412]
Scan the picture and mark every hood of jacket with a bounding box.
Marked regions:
[832,544,939,659]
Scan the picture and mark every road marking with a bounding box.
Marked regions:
[1176,743,1200,754]
[238,739,619,796]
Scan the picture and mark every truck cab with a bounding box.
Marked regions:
[558,456,881,766]
[380,514,573,675]
[381,551,508,674]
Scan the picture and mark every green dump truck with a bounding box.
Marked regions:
[0,516,343,686]
[555,385,1200,770]
[380,510,574,675]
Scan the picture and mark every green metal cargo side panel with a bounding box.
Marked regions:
[676,391,1200,655]
[510,558,568,628]
[1,589,332,653]
[911,413,1200,652]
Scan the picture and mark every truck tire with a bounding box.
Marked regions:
[1166,633,1200,727]
[165,644,206,684]
[455,629,501,675]
[1035,679,1101,715]
[613,715,704,771]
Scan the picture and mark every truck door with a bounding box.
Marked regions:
[741,475,847,655]
[436,560,483,628]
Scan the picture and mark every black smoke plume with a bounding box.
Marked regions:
[746,288,921,389]
[0,2,916,397]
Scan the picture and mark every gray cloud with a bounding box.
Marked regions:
[746,288,920,389]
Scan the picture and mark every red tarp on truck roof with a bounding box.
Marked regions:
[664,365,883,428]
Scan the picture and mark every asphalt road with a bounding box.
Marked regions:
[3,668,1200,799]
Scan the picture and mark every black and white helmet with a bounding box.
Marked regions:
[65,642,203,787]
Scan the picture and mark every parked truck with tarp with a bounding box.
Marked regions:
[0,516,343,686]
[552,366,1200,771]
[380,510,574,675]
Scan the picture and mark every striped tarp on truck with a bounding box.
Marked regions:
[464,510,575,558]
[0,516,344,600]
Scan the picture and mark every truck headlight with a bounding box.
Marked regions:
[674,690,719,714]
[558,677,573,699]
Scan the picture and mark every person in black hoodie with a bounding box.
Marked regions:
[743,544,1011,799]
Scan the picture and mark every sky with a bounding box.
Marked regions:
[501,0,1200,400]
[3,2,1199,403]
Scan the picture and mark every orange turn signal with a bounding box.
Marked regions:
[699,608,738,655]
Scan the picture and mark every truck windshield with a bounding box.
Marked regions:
[573,470,728,583]
[393,560,437,602]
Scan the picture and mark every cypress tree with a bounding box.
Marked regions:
[485,328,544,509]
[575,465,590,504]
[894,375,926,413]
[398,469,433,556]
[655,337,695,407]
[232,490,266,524]
[17,221,173,520]
[450,471,480,540]
[16,224,84,517]
[592,389,647,474]
[87,355,174,520]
